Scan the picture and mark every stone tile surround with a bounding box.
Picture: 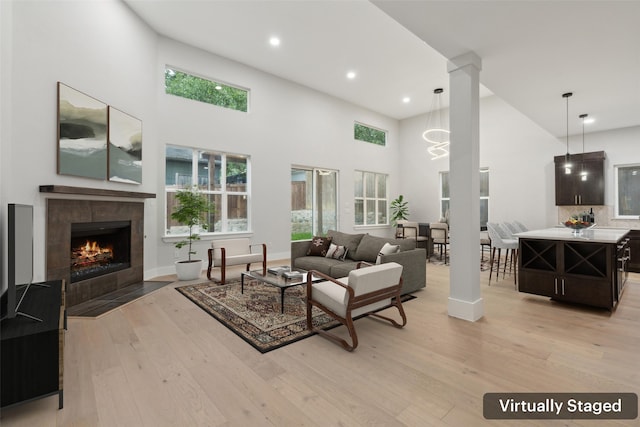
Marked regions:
[46,199,144,307]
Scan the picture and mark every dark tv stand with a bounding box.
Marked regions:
[14,281,51,322]
[1,280,66,409]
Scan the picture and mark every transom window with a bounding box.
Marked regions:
[355,171,388,226]
[614,164,640,218]
[165,67,249,113]
[165,145,250,235]
[354,122,386,146]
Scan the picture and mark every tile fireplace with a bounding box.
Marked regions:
[46,198,144,307]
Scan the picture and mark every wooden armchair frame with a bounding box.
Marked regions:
[207,240,267,285]
[306,262,407,351]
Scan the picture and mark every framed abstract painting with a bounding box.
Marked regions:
[57,82,108,179]
[108,107,142,184]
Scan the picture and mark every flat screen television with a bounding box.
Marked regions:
[1,203,37,321]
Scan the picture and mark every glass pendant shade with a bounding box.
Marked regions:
[563,92,573,174]
[580,113,588,181]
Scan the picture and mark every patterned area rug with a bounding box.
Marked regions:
[177,278,414,353]
[177,279,338,353]
[429,251,492,271]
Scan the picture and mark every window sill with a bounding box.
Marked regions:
[353,224,391,230]
[162,231,254,244]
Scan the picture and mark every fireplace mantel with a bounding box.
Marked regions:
[40,185,156,199]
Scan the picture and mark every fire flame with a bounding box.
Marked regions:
[79,240,112,258]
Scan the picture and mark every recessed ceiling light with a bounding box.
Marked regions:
[402,97,411,103]
[269,36,281,47]
[346,71,357,80]
[584,117,595,124]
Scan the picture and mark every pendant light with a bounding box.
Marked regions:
[423,88,450,160]
[562,92,573,174]
[579,113,588,181]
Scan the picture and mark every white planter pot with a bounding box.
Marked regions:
[175,260,203,281]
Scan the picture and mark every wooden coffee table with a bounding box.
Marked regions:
[241,268,321,314]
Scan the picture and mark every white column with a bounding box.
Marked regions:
[446,52,484,321]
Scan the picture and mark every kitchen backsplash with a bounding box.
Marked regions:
[558,205,640,229]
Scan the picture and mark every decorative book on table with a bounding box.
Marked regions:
[283,271,304,280]
[267,266,289,275]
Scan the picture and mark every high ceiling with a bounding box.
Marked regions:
[124,0,640,138]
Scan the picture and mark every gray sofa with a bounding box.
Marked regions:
[291,229,426,295]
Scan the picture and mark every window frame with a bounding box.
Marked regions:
[439,167,489,228]
[165,145,251,238]
[290,166,340,241]
[354,121,387,146]
[614,163,640,219]
[164,66,250,113]
[354,170,389,226]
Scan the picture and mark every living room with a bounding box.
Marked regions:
[2,1,640,425]
[3,0,640,281]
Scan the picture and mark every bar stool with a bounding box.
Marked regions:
[480,230,491,262]
[486,222,518,286]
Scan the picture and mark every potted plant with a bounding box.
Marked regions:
[171,186,214,280]
[390,194,409,226]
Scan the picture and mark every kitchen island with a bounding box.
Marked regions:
[515,227,630,310]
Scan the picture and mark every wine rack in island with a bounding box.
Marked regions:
[518,229,630,310]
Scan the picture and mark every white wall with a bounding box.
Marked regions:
[154,37,402,274]
[3,1,638,287]
[1,1,403,284]
[1,0,13,293]
[399,96,640,232]
[1,0,158,285]
[400,95,565,230]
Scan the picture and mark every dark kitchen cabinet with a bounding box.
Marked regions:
[554,151,605,205]
[518,237,628,310]
[627,230,640,273]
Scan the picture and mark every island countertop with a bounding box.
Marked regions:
[514,227,630,244]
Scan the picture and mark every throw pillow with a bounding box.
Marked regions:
[376,242,400,264]
[325,243,348,260]
[307,236,333,257]
[326,230,365,260]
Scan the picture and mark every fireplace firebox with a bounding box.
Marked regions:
[70,221,131,283]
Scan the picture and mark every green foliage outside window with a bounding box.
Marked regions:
[165,68,248,112]
[354,122,386,146]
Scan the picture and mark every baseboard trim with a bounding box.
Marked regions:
[447,296,484,322]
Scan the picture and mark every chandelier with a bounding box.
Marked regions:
[423,88,450,160]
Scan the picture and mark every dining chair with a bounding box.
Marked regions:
[429,222,449,264]
[396,220,428,250]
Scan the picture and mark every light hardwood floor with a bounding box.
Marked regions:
[2,261,639,426]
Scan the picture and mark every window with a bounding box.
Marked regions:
[165,67,249,112]
[440,168,489,228]
[354,171,388,226]
[166,145,250,235]
[354,122,386,146]
[614,164,640,218]
[291,167,338,240]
